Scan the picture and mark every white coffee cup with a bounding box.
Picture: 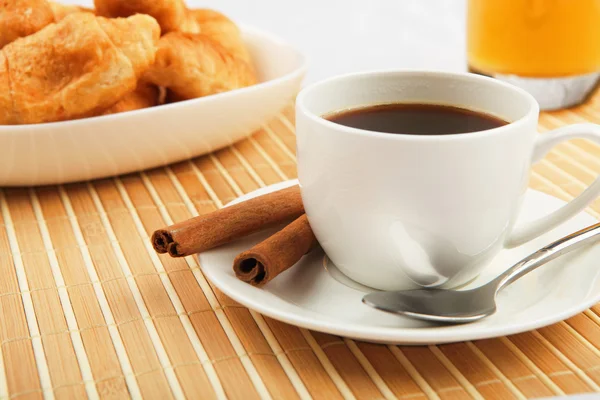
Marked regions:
[296,70,600,291]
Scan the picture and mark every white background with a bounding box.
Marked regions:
[63,0,468,84]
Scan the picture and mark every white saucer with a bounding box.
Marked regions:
[198,180,600,345]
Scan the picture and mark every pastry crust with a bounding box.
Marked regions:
[101,81,159,115]
[96,15,160,77]
[0,0,54,48]
[0,2,256,121]
[144,32,256,101]
[94,0,183,33]
[49,2,94,21]
[0,53,14,124]
[0,13,159,124]
[183,9,251,64]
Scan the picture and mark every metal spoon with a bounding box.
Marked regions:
[362,222,600,324]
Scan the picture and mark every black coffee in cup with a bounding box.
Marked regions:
[327,103,508,135]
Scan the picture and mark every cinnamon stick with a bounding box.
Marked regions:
[151,185,304,257]
[233,214,317,286]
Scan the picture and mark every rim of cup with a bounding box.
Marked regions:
[296,69,540,142]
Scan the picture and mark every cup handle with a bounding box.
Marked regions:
[506,123,600,248]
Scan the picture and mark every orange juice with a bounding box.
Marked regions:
[467,0,600,77]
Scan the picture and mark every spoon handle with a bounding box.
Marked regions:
[495,222,600,292]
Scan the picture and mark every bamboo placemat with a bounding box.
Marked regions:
[3,94,600,400]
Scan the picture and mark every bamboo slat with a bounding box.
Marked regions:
[4,91,600,399]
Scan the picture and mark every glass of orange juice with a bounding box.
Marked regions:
[467,0,600,110]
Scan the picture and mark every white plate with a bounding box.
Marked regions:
[0,26,306,186]
[199,180,600,345]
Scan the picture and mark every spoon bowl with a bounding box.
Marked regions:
[363,285,498,323]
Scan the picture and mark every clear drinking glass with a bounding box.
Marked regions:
[467,0,600,110]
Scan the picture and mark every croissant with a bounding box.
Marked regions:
[144,32,256,101]
[0,0,54,48]
[101,82,159,115]
[182,9,252,64]
[94,0,184,33]
[49,2,94,21]
[0,13,159,125]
